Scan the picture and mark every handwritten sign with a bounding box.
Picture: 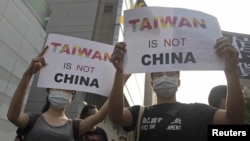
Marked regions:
[37,34,115,97]
[223,31,250,85]
[123,7,223,73]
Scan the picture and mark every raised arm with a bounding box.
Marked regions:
[7,46,48,128]
[108,42,133,127]
[213,37,245,124]
[79,99,109,132]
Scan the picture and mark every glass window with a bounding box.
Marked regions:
[104,5,113,13]
[0,68,11,93]
[23,0,51,28]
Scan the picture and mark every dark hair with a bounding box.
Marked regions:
[42,96,50,113]
[150,71,180,79]
[80,105,97,119]
[46,88,76,95]
[208,85,227,108]
[15,128,24,141]
[135,0,147,7]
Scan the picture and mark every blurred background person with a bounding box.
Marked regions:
[80,104,108,141]
[208,85,227,109]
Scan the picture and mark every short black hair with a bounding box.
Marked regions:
[208,85,227,108]
[80,104,97,119]
[150,71,180,79]
[46,88,76,95]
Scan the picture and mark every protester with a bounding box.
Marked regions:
[208,85,227,109]
[108,37,245,140]
[80,104,108,141]
[7,46,109,141]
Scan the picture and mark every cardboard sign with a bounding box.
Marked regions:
[124,7,222,73]
[37,34,115,97]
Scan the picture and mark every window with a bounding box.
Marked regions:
[23,0,51,29]
[104,5,113,13]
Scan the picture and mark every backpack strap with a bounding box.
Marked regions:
[129,106,144,141]
[72,119,81,141]
[134,106,144,141]
[25,114,40,133]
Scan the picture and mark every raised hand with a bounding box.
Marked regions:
[25,46,48,75]
[110,42,127,73]
[214,37,239,73]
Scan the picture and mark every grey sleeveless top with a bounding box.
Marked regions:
[25,113,75,141]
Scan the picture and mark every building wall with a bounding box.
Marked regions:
[0,0,47,140]
[45,0,99,39]
[0,0,149,140]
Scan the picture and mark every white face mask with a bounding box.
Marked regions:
[48,90,72,110]
[152,75,178,98]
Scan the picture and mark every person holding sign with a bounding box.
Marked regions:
[7,46,109,141]
[108,37,245,140]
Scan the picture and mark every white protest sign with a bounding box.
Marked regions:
[37,34,115,97]
[124,7,223,73]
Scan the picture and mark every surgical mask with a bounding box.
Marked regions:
[152,75,178,98]
[48,90,72,110]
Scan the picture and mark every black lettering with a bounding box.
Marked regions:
[165,53,170,64]
[142,54,151,65]
[184,52,196,63]
[53,73,99,87]
[54,73,63,82]
[153,54,164,65]
[90,79,99,88]
[172,52,183,63]
[79,76,89,86]
[64,74,74,84]
[149,40,158,48]
[141,52,196,66]
[74,75,79,84]
[64,62,71,69]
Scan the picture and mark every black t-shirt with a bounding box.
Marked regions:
[123,102,217,141]
[83,126,108,141]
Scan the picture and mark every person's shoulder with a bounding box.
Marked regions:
[187,102,208,106]
[186,102,218,110]
[26,112,40,116]
[127,105,142,111]
[128,105,141,108]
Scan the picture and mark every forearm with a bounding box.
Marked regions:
[109,71,125,123]
[79,100,109,133]
[225,71,245,124]
[7,72,32,121]
[95,99,109,122]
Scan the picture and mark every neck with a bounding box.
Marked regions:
[157,94,177,104]
[45,106,67,118]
